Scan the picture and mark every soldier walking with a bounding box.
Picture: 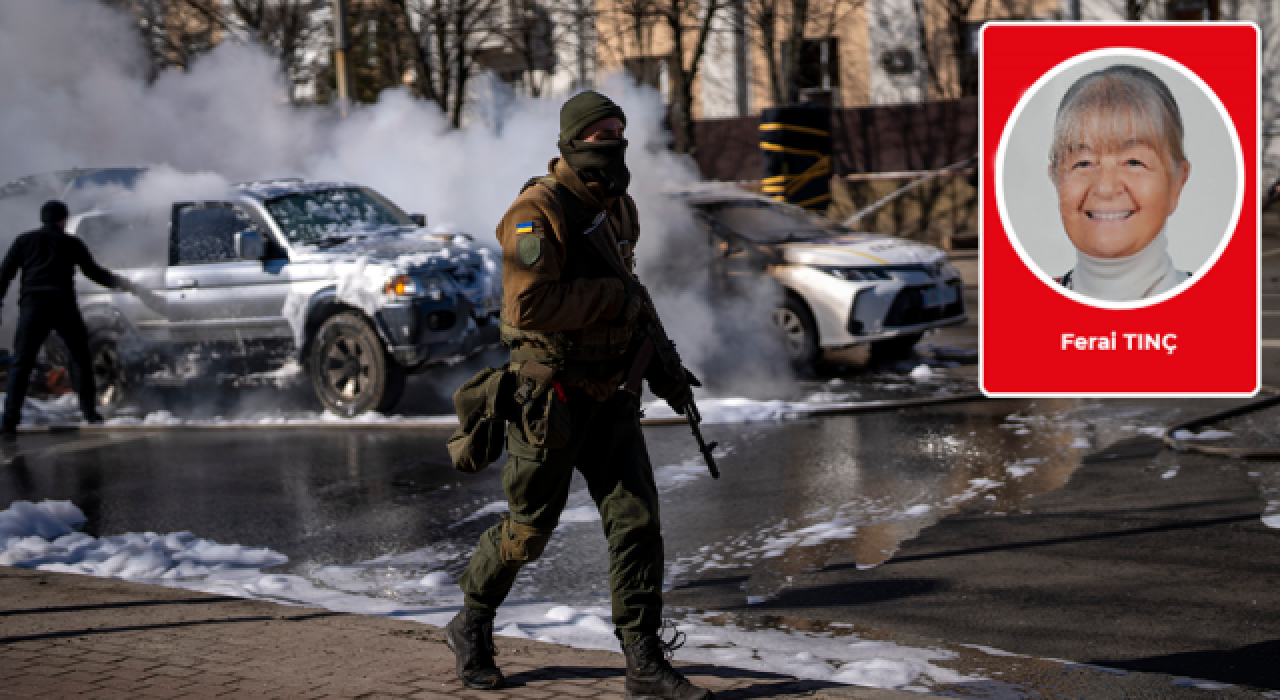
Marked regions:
[446,92,712,700]
[0,200,135,437]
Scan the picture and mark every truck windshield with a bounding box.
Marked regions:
[265,187,413,245]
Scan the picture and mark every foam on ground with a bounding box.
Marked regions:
[0,498,986,691]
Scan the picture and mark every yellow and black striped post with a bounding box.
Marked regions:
[759,106,832,211]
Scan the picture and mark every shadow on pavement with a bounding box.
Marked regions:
[1101,638,1280,691]
[504,663,849,697]
[0,596,240,617]
[0,610,344,644]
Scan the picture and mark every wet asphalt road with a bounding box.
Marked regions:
[3,270,1280,696]
[3,383,1280,695]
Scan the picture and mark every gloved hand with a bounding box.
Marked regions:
[655,368,700,415]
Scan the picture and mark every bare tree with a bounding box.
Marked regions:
[745,0,861,106]
[100,0,223,80]
[181,0,328,101]
[910,0,1041,100]
[498,0,560,97]
[411,0,504,126]
[602,0,721,152]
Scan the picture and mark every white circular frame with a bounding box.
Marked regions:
[993,47,1245,310]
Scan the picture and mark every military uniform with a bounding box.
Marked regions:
[448,91,710,700]
[457,157,666,645]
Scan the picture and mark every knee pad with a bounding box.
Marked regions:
[499,518,555,568]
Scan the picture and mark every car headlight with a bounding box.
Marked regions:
[384,274,444,301]
[815,266,892,281]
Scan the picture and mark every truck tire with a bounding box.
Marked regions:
[771,296,820,371]
[870,333,923,362]
[308,312,406,416]
[43,329,130,409]
[89,329,130,409]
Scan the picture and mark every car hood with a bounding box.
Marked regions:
[776,234,947,267]
[291,231,486,273]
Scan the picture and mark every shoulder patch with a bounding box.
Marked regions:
[515,221,535,235]
[518,235,542,266]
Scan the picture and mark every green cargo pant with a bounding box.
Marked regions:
[458,389,664,646]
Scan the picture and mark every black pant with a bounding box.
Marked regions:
[4,299,97,429]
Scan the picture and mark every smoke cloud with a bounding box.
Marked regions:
[0,0,790,403]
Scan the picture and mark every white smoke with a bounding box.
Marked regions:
[0,0,789,397]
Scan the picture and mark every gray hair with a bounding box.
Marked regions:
[1049,64,1186,175]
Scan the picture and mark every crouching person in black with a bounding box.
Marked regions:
[0,200,135,437]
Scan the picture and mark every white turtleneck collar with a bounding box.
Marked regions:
[1064,231,1188,302]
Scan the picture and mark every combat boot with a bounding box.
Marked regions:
[623,634,714,699]
[444,607,504,690]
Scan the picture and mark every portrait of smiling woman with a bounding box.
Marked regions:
[998,52,1241,306]
[1050,65,1191,300]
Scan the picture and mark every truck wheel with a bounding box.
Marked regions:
[309,312,406,416]
[771,296,820,370]
[90,330,130,409]
[870,333,923,362]
[43,330,130,408]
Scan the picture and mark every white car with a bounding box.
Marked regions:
[673,184,967,367]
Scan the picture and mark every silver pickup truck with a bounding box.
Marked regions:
[57,179,501,416]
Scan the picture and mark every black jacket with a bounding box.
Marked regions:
[0,225,119,305]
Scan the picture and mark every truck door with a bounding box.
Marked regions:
[74,211,169,342]
[167,202,289,343]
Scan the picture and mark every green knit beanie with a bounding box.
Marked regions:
[559,91,626,142]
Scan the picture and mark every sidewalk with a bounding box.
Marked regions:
[0,567,921,700]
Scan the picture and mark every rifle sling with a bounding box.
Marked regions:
[580,212,643,294]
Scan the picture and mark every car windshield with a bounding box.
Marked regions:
[265,187,412,245]
[700,199,843,242]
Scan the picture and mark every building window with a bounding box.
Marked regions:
[880,47,915,76]
[780,37,840,104]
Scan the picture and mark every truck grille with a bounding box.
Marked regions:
[449,267,477,287]
[883,281,964,328]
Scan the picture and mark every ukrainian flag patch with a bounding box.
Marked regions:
[515,221,534,234]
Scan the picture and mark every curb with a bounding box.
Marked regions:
[13,393,994,434]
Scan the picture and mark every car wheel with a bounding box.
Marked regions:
[309,312,406,416]
[870,333,923,362]
[771,296,820,370]
[89,330,130,409]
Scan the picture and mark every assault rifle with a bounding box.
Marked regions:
[581,212,720,479]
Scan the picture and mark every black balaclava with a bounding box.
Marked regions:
[558,138,630,198]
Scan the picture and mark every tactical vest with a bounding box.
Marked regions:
[501,176,639,367]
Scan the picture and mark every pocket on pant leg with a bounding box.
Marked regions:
[498,517,555,567]
[505,421,547,461]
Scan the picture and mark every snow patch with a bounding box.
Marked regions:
[0,498,996,691]
[1171,429,1234,441]
[1262,502,1280,529]
[1005,458,1044,479]
[0,501,285,577]
[908,365,934,380]
[421,571,454,587]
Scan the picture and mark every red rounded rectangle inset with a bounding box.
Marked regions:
[980,22,1260,397]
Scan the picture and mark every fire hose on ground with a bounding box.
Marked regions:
[1162,392,1280,459]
